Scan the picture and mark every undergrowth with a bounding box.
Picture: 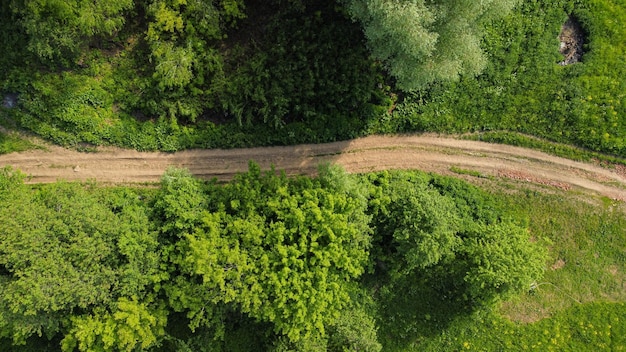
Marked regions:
[0,131,40,154]
[0,0,624,162]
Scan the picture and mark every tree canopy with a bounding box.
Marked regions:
[8,0,133,64]
[0,165,547,351]
[342,0,519,90]
[156,164,372,342]
[0,167,164,351]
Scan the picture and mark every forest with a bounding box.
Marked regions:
[1,164,625,351]
[0,0,624,156]
[1,0,626,350]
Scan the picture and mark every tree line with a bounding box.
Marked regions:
[1,0,518,128]
[0,164,545,351]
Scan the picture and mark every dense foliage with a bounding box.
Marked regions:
[0,164,549,351]
[10,0,133,65]
[390,0,626,157]
[342,0,518,90]
[1,0,624,159]
[0,169,163,351]
[155,164,372,343]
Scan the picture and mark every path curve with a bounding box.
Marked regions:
[1,134,625,200]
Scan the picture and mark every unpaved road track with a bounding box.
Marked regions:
[1,134,625,200]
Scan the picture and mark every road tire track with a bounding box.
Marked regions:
[1,134,625,200]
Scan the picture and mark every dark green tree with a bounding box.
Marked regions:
[9,0,133,64]
[364,170,545,304]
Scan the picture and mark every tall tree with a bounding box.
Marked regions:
[156,164,372,343]
[0,168,164,351]
[342,0,519,90]
[9,0,133,64]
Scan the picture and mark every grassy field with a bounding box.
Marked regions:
[379,178,626,351]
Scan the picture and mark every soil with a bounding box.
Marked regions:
[559,16,585,65]
[1,134,626,201]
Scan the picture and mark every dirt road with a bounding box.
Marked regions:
[1,134,625,200]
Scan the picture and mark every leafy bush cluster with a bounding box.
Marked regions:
[0,164,546,351]
[217,2,382,128]
[2,0,626,159]
[390,0,626,157]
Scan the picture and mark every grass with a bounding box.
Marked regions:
[0,130,41,154]
[462,131,626,167]
[377,178,626,351]
[496,189,626,320]
[411,302,626,351]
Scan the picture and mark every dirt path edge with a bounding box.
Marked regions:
[1,134,625,200]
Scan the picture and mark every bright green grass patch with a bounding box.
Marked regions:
[0,131,40,154]
[378,182,626,351]
[392,0,626,158]
[409,302,626,351]
[496,190,626,320]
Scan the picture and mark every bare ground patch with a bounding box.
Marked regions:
[559,16,585,65]
[1,134,625,203]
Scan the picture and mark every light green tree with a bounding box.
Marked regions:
[342,0,519,90]
[157,164,372,343]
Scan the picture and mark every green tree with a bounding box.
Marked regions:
[9,0,133,64]
[325,306,382,352]
[157,164,372,343]
[364,170,545,304]
[342,0,519,90]
[217,2,380,127]
[459,222,546,303]
[0,169,164,350]
[61,298,168,352]
[141,0,244,121]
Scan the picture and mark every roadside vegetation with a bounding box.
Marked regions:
[0,130,40,155]
[1,165,625,351]
[1,0,626,351]
[0,0,624,160]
